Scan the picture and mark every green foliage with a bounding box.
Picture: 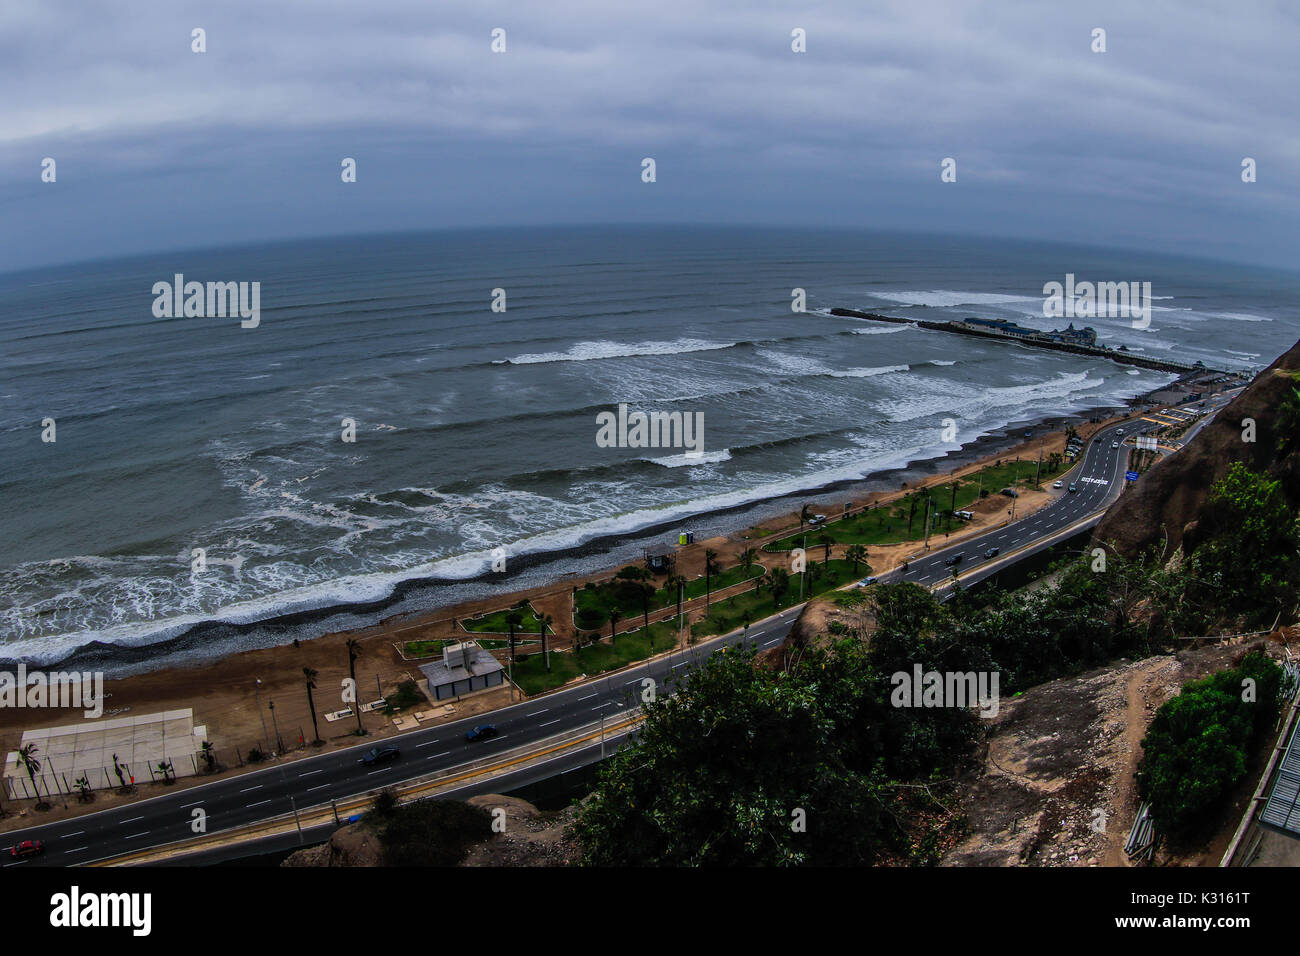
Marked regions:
[1189,462,1300,619]
[382,679,424,714]
[576,643,908,865]
[1137,651,1282,838]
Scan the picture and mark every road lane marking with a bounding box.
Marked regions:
[305,785,330,793]
[124,831,150,840]
[120,816,144,824]
[63,847,88,855]
[526,710,549,716]
[539,719,561,728]
[179,800,204,808]
[246,800,272,808]
[576,693,597,701]
[423,751,451,761]
[239,785,263,793]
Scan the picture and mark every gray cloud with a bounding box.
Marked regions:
[1,0,1296,270]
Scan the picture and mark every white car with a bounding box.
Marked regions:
[1112,441,1119,448]
[1053,480,1063,489]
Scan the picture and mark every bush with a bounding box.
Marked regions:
[1137,651,1283,838]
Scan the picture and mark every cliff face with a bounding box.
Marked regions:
[1093,339,1300,558]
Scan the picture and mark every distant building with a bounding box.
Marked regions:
[419,641,505,701]
[1047,321,1098,346]
[955,317,1039,338]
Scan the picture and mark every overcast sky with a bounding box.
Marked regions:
[2,0,1296,272]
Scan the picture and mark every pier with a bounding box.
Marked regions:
[829,308,1219,375]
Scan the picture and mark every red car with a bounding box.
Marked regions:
[10,839,44,859]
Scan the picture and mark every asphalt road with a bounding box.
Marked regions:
[2,607,805,867]
[896,417,1157,590]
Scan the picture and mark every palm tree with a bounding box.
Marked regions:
[156,760,174,784]
[346,637,364,736]
[769,567,790,608]
[845,544,869,575]
[505,606,525,664]
[799,504,812,532]
[608,608,622,644]
[200,740,217,773]
[637,582,654,635]
[736,547,757,576]
[303,666,323,745]
[16,743,47,808]
[668,573,687,623]
[74,773,93,803]
[537,613,553,672]
[817,531,834,564]
[704,548,720,610]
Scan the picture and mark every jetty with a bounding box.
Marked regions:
[829,308,1220,375]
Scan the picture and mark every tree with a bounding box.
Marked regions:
[845,544,869,575]
[505,606,525,664]
[74,773,93,803]
[200,740,217,773]
[156,760,174,784]
[574,642,892,865]
[704,548,720,610]
[346,637,365,736]
[736,547,757,576]
[800,504,812,532]
[1138,652,1282,838]
[303,666,323,745]
[537,613,553,672]
[16,743,47,809]
[668,574,687,623]
[608,608,622,644]
[817,530,834,564]
[1192,463,1300,618]
[769,567,790,608]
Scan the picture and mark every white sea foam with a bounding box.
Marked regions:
[499,338,735,364]
[827,364,911,378]
[647,448,732,468]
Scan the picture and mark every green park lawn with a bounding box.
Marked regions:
[573,563,764,630]
[511,620,680,697]
[764,458,1061,552]
[460,603,543,633]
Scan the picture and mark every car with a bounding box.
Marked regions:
[999,487,1019,498]
[1112,441,1119,448]
[1052,480,1063,489]
[943,553,964,567]
[360,746,400,766]
[858,576,879,587]
[983,547,1000,559]
[809,514,827,524]
[1069,483,1078,493]
[1117,428,1125,435]
[10,840,43,860]
[465,724,499,742]
[955,510,973,520]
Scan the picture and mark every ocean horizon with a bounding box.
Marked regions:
[4,225,1299,673]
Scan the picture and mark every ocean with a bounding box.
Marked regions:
[3,225,1298,674]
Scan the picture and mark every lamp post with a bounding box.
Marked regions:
[254,679,271,754]
[269,699,284,753]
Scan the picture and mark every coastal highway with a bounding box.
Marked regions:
[1,410,1209,867]
[1,607,805,868]
[894,416,1158,591]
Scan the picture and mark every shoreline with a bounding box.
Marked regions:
[3,373,1199,680]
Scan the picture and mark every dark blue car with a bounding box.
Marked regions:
[465,724,499,742]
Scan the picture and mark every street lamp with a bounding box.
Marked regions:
[254,679,271,754]
[269,699,284,753]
